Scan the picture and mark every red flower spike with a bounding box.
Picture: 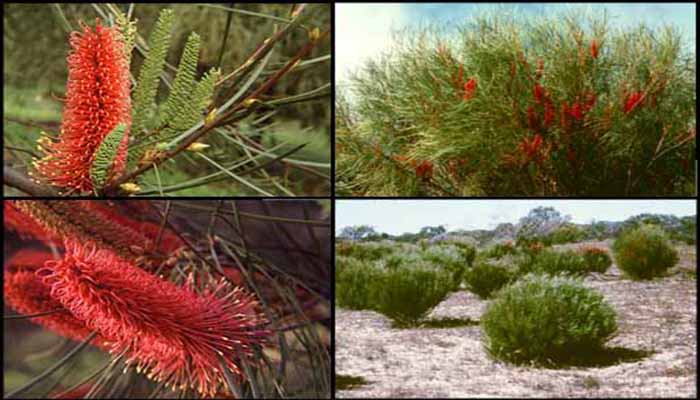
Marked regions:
[533,84,544,104]
[4,267,110,349]
[624,91,644,114]
[463,77,477,101]
[4,202,58,243]
[590,40,599,59]
[583,92,597,112]
[543,100,555,127]
[570,102,583,121]
[39,240,270,397]
[415,160,434,180]
[35,20,131,193]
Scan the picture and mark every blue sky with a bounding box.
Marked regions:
[336,2,697,84]
[335,200,697,235]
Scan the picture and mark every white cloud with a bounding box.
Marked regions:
[335,3,406,86]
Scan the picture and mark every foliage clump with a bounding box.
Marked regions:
[337,10,695,196]
[612,224,679,280]
[482,274,618,366]
[335,256,383,310]
[464,262,514,299]
[579,246,613,274]
[518,249,591,277]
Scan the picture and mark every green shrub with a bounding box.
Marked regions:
[464,262,514,299]
[612,225,679,280]
[420,245,467,290]
[335,242,395,262]
[335,257,383,310]
[482,274,618,366]
[483,241,517,259]
[372,267,453,327]
[579,246,612,273]
[518,249,590,277]
[383,253,404,270]
[546,224,587,244]
[452,242,477,266]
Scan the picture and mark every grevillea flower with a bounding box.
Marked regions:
[463,77,477,101]
[415,160,434,180]
[533,83,544,104]
[39,239,269,397]
[624,91,644,114]
[4,249,111,349]
[35,20,131,193]
[590,40,599,59]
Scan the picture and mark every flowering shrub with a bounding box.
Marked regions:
[336,11,695,196]
[613,224,679,280]
[579,246,613,273]
[482,274,618,366]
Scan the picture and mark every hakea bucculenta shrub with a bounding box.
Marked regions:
[336,11,696,196]
[37,239,270,396]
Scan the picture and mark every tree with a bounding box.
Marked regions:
[338,225,379,241]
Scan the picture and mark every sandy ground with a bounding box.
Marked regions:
[336,242,697,398]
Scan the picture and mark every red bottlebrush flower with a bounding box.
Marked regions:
[519,134,543,160]
[569,102,583,121]
[463,77,477,101]
[4,268,110,349]
[4,201,59,243]
[624,91,644,114]
[590,40,599,59]
[35,20,131,193]
[543,100,555,127]
[527,106,539,131]
[533,83,544,104]
[39,240,269,397]
[415,160,434,180]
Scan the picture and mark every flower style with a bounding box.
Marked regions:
[39,239,270,397]
[527,106,539,131]
[519,134,544,163]
[624,91,644,114]
[463,77,477,101]
[569,102,583,121]
[35,20,131,193]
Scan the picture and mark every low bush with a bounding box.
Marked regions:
[517,249,590,277]
[335,257,383,310]
[612,225,679,280]
[372,267,453,327]
[482,274,618,366]
[464,262,514,299]
[335,242,396,262]
[579,246,612,273]
[483,241,517,259]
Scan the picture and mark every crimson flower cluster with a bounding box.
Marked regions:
[4,201,270,397]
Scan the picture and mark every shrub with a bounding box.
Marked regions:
[547,224,587,244]
[518,249,590,277]
[612,225,679,280]
[482,274,618,366]
[372,267,453,327]
[451,242,477,266]
[335,242,395,262]
[579,246,612,273]
[464,262,514,299]
[483,241,517,259]
[335,257,383,310]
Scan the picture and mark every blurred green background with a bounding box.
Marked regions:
[3,3,330,196]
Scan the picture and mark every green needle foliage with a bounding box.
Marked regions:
[337,10,696,196]
[89,124,127,192]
